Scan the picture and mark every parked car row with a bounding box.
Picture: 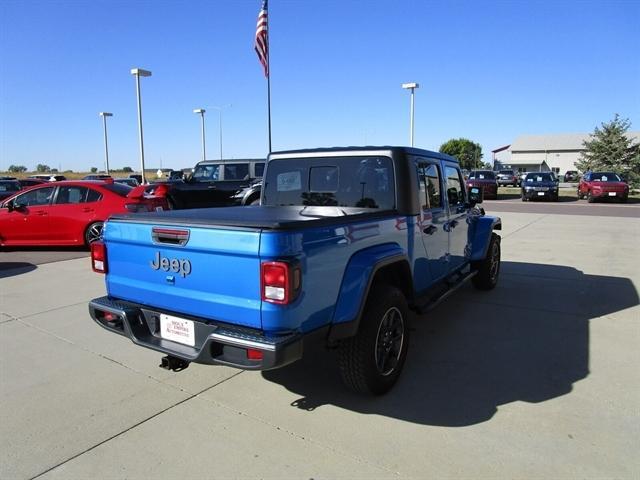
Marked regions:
[0,179,169,247]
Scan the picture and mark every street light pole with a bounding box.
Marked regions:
[131,68,152,183]
[99,112,113,174]
[402,82,419,147]
[212,104,231,160]
[193,109,206,162]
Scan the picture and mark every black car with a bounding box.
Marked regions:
[496,169,518,187]
[0,179,21,201]
[17,178,46,188]
[564,170,579,182]
[521,172,559,201]
[165,159,265,209]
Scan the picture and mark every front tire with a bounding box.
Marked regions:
[472,232,501,291]
[84,221,104,247]
[337,285,410,395]
[587,191,595,203]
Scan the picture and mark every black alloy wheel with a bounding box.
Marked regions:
[84,221,104,246]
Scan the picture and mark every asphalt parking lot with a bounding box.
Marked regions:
[1,208,639,479]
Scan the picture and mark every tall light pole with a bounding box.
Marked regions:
[193,108,206,161]
[98,112,113,174]
[211,104,231,160]
[402,82,419,147]
[131,68,152,183]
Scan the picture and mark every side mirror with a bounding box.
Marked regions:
[467,186,483,205]
[5,200,14,212]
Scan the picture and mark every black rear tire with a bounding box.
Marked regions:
[471,232,501,291]
[337,285,410,395]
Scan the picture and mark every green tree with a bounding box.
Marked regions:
[577,114,640,187]
[36,164,51,173]
[8,165,28,173]
[439,138,483,170]
[122,166,133,173]
[90,167,98,173]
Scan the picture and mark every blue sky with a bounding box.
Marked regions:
[1,0,639,172]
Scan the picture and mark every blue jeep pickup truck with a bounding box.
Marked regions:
[89,147,501,394]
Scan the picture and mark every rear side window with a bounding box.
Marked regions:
[55,186,89,204]
[223,163,249,180]
[417,164,442,210]
[254,162,265,177]
[263,156,395,209]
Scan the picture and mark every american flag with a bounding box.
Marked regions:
[254,0,269,77]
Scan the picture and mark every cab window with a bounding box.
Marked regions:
[445,166,465,206]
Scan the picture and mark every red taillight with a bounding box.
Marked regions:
[261,261,301,305]
[91,241,107,274]
[246,348,263,360]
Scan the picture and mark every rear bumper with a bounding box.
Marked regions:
[88,296,303,370]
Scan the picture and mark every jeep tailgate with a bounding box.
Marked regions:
[103,219,262,329]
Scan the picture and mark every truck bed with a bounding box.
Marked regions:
[109,205,395,230]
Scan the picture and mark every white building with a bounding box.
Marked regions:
[493,132,640,176]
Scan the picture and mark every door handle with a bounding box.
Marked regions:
[82,208,94,213]
[423,225,437,235]
[36,211,48,216]
[207,185,217,189]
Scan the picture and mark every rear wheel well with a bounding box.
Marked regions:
[371,261,413,306]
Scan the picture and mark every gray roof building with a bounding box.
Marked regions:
[495,132,640,174]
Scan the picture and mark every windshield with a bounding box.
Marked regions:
[499,170,513,175]
[263,156,395,209]
[0,181,20,192]
[591,172,621,182]
[525,173,555,182]
[469,171,495,180]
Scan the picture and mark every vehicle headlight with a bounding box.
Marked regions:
[525,186,534,190]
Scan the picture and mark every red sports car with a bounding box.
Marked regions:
[0,180,169,247]
[578,171,629,203]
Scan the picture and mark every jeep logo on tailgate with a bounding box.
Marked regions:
[150,252,192,277]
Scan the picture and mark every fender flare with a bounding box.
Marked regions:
[470,216,501,261]
[328,243,411,342]
[241,186,262,205]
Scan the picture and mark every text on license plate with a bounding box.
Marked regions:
[160,314,195,346]
[608,192,617,196]
[538,192,545,196]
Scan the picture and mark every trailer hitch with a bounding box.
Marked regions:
[159,355,190,372]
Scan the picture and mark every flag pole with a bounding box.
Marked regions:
[267,28,272,153]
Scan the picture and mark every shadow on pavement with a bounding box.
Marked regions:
[0,262,37,277]
[262,261,638,426]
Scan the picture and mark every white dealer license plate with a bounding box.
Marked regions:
[160,314,195,346]
[538,192,545,196]
[608,192,617,197]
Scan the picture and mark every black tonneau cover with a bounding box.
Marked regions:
[109,206,396,230]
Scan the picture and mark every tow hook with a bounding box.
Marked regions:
[159,355,190,372]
